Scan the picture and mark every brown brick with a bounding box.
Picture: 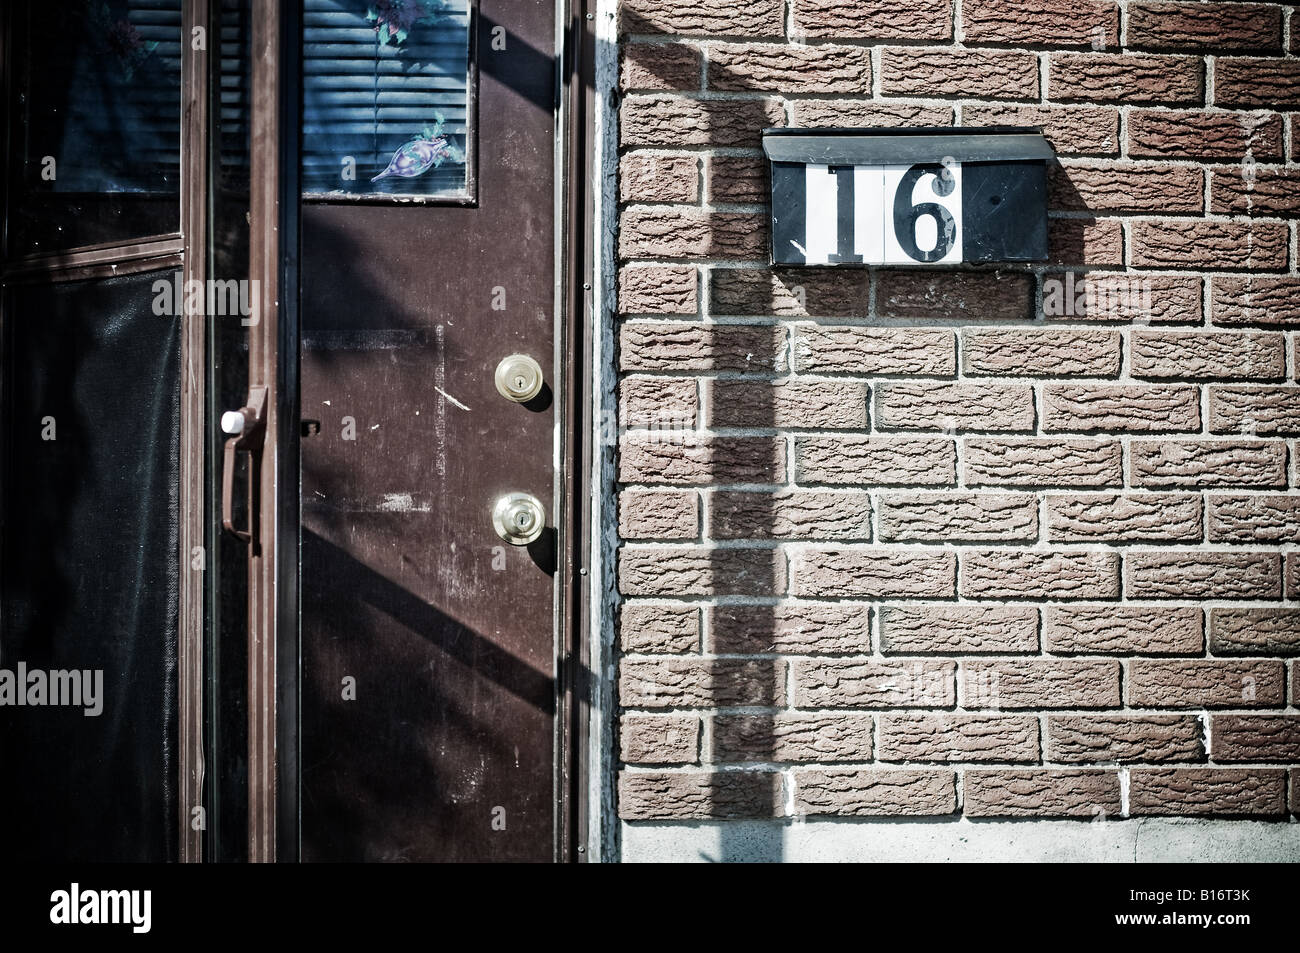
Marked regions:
[1132,220,1289,271]
[789,99,954,128]
[620,153,700,204]
[1211,387,1300,435]
[876,383,1035,432]
[961,550,1120,600]
[1128,658,1285,707]
[1215,58,1300,109]
[1042,273,1202,323]
[1211,166,1300,217]
[1049,163,1203,214]
[1126,552,1281,599]
[712,268,870,317]
[963,0,1118,47]
[621,713,702,764]
[621,95,786,149]
[878,493,1038,542]
[1209,495,1300,543]
[794,769,956,816]
[620,656,786,708]
[1209,607,1300,655]
[797,435,955,486]
[879,714,1039,763]
[1128,440,1288,488]
[619,601,701,654]
[709,42,871,94]
[876,270,1034,322]
[709,602,872,654]
[793,0,953,41]
[1289,553,1300,600]
[961,659,1121,708]
[880,48,1038,100]
[712,713,874,762]
[1049,53,1203,104]
[618,770,783,820]
[1047,715,1203,763]
[619,264,697,314]
[1131,330,1285,381]
[1045,493,1202,542]
[1129,768,1287,816]
[1048,217,1124,266]
[1128,3,1283,53]
[794,326,954,376]
[620,323,784,373]
[964,439,1122,488]
[794,659,956,707]
[706,379,868,429]
[880,604,1039,654]
[790,547,956,598]
[621,43,702,91]
[1043,384,1200,433]
[962,328,1120,377]
[619,545,786,596]
[1044,605,1204,654]
[619,207,767,260]
[620,0,785,37]
[964,770,1120,817]
[1213,715,1300,762]
[620,489,700,540]
[619,433,785,484]
[1227,278,1300,330]
[705,155,766,204]
[1128,110,1283,160]
[966,104,1120,156]
[620,376,698,429]
[710,489,872,540]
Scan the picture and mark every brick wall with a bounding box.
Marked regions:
[612,0,1300,824]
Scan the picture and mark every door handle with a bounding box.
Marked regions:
[221,386,267,545]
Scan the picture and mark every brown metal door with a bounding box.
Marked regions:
[296,0,564,862]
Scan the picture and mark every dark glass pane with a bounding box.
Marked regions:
[0,269,181,861]
[5,0,183,256]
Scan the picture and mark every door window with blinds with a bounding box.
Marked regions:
[302,0,475,201]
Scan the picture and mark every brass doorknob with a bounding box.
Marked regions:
[494,354,544,403]
[493,492,546,545]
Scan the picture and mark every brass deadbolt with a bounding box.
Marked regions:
[494,354,544,403]
[493,492,546,546]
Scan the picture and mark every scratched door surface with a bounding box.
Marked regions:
[298,0,558,861]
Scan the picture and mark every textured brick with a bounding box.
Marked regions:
[1289,553,1300,600]
[794,659,956,707]
[964,439,1122,488]
[619,207,767,260]
[961,659,1121,709]
[621,43,701,91]
[1047,715,1203,763]
[709,43,871,94]
[618,770,782,820]
[966,105,1120,156]
[794,326,955,376]
[1126,552,1281,599]
[1043,605,1204,654]
[797,436,956,486]
[1132,220,1288,271]
[620,656,786,708]
[1130,331,1285,381]
[619,545,786,596]
[1213,715,1300,762]
[710,489,872,540]
[619,601,700,654]
[620,0,785,37]
[964,770,1120,817]
[706,155,766,204]
[1128,659,1285,707]
[620,489,700,540]
[620,153,700,203]
[794,769,956,816]
[962,0,1118,47]
[879,605,1039,654]
[789,99,954,128]
[1045,493,1202,542]
[879,714,1040,763]
[712,268,870,317]
[619,264,697,314]
[1049,53,1203,105]
[1209,607,1300,655]
[878,493,1038,543]
[620,376,698,428]
[880,48,1038,100]
[712,713,874,762]
[621,95,785,149]
[1215,58,1300,109]
[876,383,1035,432]
[709,603,872,654]
[1043,384,1199,433]
[1209,495,1300,543]
[1210,387,1300,435]
[1128,440,1288,489]
[706,379,868,429]
[790,548,956,598]
[1128,3,1283,53]
[1130,769,1287,816]
[793,0,953,41]
[1049,163,1203,214]
[876,270,1034,322]
[962,328,1120,377]
[1211,167,1300,217]
[1041,273,1202,323]
[621,713,701,764]
[619,433,785,485]
[1128,110,1283,161]
[620,323,784,373]
[962,551,1120,600]
[1047,217,1124,266]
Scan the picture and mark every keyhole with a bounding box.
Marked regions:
[514,375,527,390]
